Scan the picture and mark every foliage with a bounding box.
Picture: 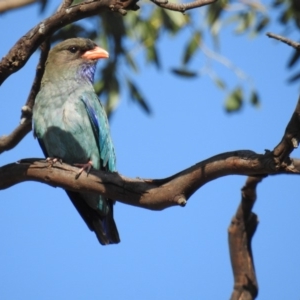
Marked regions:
[36,0,300,116]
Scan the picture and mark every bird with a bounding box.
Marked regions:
[32,38,120,245]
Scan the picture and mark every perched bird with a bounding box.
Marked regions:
[33,38,120,245]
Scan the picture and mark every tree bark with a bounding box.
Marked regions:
[0,152,299,210]
[229,176,262,300]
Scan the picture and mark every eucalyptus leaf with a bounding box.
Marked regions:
[225,87,243,112]
[250,90,260,107]
[171,68,198,78]
[183,31,201,65]
[127,79,151,114]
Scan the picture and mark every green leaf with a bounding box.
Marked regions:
[146,45,161,69]
[213,77,226,90]
[105,91,120,119]
[287,71,300,83]
[272,0,285,7]
[288,49,300,68]
[171,68,198,78]
[127,79,151,114]
[125,52,139,73]
[38,0,48,13]
[183,31,202,65]
[207,0,226,27]
[250,90,260,107]
[225,87,243,112]
[235,11,255,34]
[94,80,104,95]
[159,9,188,34]
[255,16,270,33]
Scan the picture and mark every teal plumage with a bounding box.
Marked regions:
[33,38,120,245]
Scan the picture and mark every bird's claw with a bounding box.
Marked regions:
[74,160,93,179]
[45,157,62,167]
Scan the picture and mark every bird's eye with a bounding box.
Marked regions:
[68,46,78,53]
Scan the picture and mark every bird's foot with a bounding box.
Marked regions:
[74,160,93,179]
[45,157,62,167]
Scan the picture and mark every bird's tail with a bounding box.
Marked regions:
[93,198,120,245]
[66,191,120,245]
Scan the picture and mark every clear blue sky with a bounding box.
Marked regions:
[0,1,300,299]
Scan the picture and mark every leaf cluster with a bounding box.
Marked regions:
[29,0,300,117]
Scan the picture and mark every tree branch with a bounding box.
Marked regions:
[0,151,299,210]
[266,32,300,51]
[0,0,38,13]
[229,176,262,300]
[0,122,32,154]
[273,95,300,165]
[150,0,217,13]
[0,0,138,85]
[60,0,74,10]
[22,39,50,117]
[0,39,50,154]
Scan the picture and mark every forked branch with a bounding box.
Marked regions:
[229,176,263,300]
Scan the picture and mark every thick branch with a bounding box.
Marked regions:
[229,176,262,300]
[150,0,216,13]
[0,151,299,210]
[60,0,74,10]
[0,0,137,85]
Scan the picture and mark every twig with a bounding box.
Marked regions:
[201,42,250,81]
[229,176,263,300]
[21,38,50,122]
[266,32,300,51]
[0,122,32,154]
[150,0,217,12]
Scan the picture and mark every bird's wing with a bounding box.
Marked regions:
[80,91,116,171]
[33,114,120,245]
[80,91,120,244]
[33,92,119,245]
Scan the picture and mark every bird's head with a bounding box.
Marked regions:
[43,38,109,84]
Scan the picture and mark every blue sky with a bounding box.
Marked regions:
[0,1,300,299]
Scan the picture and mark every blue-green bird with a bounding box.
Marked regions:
[33,38,120,245]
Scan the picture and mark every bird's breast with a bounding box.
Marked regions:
[33,86,99,167]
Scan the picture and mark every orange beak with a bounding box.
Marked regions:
[81,46,109,60]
